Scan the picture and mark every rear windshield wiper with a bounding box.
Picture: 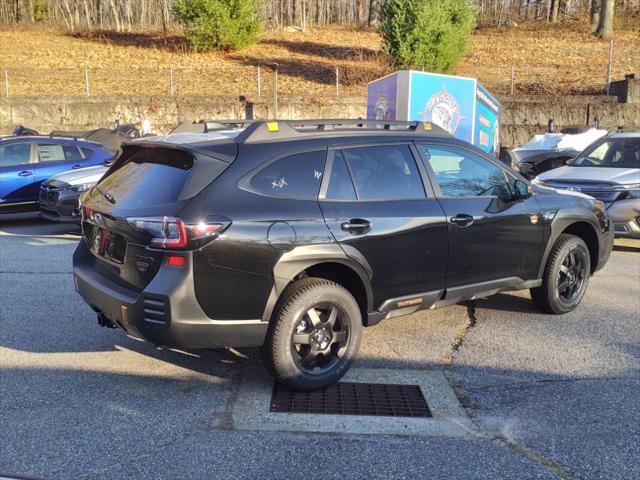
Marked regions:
[95,185,116,204]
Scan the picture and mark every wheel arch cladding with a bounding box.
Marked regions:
[301,262,369,325]
[561,221,599,273]
[268,246,374,326]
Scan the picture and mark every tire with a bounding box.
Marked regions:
[261,277,362,391]
[530,234,591,314]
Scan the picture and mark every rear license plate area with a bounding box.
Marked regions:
[90,226,125,264]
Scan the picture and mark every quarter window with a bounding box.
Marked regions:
[37,143,83,163]
[420,145,509,197]
[0,142,31,167]
[80,147,96,159]
[340,145,425,200]
[251,150,326,200]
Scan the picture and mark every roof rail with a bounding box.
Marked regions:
[170,119,257,134]
[235,119,449,143]
[606,126,640,135]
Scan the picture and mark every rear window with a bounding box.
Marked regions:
[95,148,193,208]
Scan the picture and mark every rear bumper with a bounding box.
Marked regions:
[72,242,269,349]
[607,199,640,239]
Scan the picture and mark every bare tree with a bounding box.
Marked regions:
[595,0,614,39]
[590,0,600,32]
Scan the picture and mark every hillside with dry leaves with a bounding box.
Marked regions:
[1,18,638,98]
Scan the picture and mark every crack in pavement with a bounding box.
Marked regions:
[443,301,477,365]
[443,304,583,480]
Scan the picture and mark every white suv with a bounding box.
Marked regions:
[534,131,640,239]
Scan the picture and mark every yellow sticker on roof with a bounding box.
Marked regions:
[267,122,280,132]
[423,122,432,131]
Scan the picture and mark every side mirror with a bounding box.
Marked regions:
[513,179,530,200]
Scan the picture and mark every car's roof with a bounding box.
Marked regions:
[124,119,453,152]
[606,132,640,139]
[0,135,102,146]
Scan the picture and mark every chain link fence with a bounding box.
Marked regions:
[1,64,369,98]
[2,63,616,99]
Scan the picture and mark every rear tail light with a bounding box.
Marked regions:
[127,216,226,249]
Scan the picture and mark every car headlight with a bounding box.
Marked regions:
[70,183,94,193]
[593,200,606,214]
[531,178,545,187]
[612,183,640,200]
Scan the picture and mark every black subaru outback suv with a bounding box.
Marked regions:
[73,120,614,390]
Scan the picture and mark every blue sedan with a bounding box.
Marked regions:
[0,136,113,214]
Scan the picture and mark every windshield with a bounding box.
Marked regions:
[571,138,640,168]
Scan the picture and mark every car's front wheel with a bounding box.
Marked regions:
[261,277,362,391]
[530,234,591,314]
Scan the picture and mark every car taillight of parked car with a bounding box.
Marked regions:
[126,216,227,249]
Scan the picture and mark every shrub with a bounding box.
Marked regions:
[173,0,263,51]
[33,1,49,22]
[379,0,477,73]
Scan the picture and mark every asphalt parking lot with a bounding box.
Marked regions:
[1,218,639,480]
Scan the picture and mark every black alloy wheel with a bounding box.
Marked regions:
[262,277,362,391]
[290,303,350,375]
[530,234,591,314]
[557,247,588,305]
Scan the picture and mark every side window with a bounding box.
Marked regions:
[0,142,31,167]
[80,147,95,159]
[341,145,425,200]
[37,143,83,163]
[250,150,325,200]
[326,151,357,200]
[421,145,509,198]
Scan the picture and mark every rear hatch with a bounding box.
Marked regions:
[81,142,235,291]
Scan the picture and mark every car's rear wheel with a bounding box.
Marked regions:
[261,277,362,391]
[530,234,591,314]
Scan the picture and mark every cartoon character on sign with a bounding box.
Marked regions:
[419,86,464,135]
[374,94,390,120]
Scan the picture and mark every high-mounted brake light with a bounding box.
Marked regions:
[127,216,225,249]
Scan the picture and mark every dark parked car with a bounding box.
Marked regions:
[73,120,614,391]
[0,136,113,215]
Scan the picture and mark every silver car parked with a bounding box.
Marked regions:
[533,130,640,239]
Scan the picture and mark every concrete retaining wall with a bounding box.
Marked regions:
[1,94,639,148]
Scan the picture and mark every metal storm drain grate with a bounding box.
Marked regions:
[270,382,432,418]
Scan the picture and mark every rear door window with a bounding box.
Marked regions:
[326,151,357,200]
[340,145,425,200]
[0,142,31,167]
[37,143,83,163]
[250,150,326,200]
[94,148,193,208]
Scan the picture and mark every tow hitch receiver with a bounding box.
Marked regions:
[97,312,117,329]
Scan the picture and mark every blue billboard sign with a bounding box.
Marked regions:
[366,73,397,121]
[366,70,501,156]
[408,72,476,144]
[474,84,500,155]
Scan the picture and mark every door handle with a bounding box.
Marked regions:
[341,218,372,234]
[18,170,33,177]
[71,164,81,169]
[449,214,474,228]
